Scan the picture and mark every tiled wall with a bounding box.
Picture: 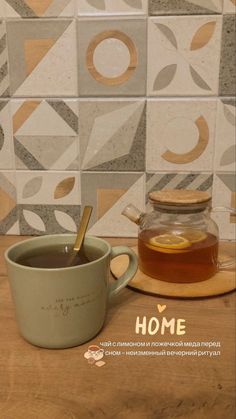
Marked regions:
[0,0,235,239]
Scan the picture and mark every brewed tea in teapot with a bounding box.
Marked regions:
[123,189,221,284]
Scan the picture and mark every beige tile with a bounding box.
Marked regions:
[147,99,217,172]
[7,19,77,97]
[147,16,222,96]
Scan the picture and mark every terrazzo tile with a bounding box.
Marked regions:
[77,18,147,97]
[7,19,77,97]
[79,99,146,171]
[147,16,222,96]
[149,0,223,15]
[0,21,10,97]
[0,101,14,170]
[0,170,19,234]
[12,99,79,170]
[212,172,236,240]
[78,0,147,15]
[18,204,80,235]
[16,171,81,234]
[219,15,236,95]
[81,172,145,236]
[3,0,75,18]
[214,98,236,172]
[146,99,217,172]
[223,0,236,13]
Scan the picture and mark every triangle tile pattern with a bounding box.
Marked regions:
[4,0,72,17]
[24,0,53,15]
[15,136,75,170]
[47,101,78,133]
[88,175,145,237]
[4,0,37,17]
[13,101,40,134]
[12,100,78,170]
[149,0,222,15]
[24,39,56,75]
[218,174,236,192]
[14,137,45,170]
[14,101,76,137]
[7,20,71,94]
[97,188,127,219]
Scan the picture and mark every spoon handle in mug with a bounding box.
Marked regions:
[74,206,93,251]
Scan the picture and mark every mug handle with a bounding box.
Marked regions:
[109,246,138,299]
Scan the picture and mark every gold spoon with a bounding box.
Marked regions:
[67,206,93,266]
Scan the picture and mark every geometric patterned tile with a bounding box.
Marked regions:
[81,172,145,237]
[7,19,77,97]
[214,98,236,172]
[149,0,223,15]
[219,15,236,96]
[16,171,81,205]
[18,204,80,235]
[79,99,146,171]
[0,20,10,97]
[3,0,74,18]
[212,172,236,240]
[78,0,147,15]
[223,0,236,14]
[0,101,14,170]
[146,99,217,172]
[77,18,147,96]
[12,99,79,170]
[0,170,19,234]
[147,16,222,96]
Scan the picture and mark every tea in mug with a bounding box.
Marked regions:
[138,228,218,283]
[16,244,104,269]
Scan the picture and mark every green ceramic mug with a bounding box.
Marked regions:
[5,235,138,349]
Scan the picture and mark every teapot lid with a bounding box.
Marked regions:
[149,189,211,206]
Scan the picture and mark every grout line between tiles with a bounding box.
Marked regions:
[2,96,234,100]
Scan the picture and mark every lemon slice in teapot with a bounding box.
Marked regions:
[179,229,207,244]
[149,234,191,250]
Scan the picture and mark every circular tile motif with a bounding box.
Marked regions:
[93,38,130,78]
[86,30,138,86]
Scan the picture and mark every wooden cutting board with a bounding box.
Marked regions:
[111,245,236,299]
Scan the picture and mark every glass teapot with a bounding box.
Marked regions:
[122,189,235,284]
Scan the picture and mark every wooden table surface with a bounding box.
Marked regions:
[0,236,235,419]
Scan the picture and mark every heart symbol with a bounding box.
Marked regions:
[157,304,166,313]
